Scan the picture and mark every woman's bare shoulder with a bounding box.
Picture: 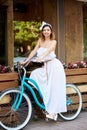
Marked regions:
[38,38,43,46]
[36,38,42,46]
[52,39,57,43]
[38,38,42,43]
[51,40,57,45]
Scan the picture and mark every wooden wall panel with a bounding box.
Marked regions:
[7,0,14,67]
[65,0,83,64]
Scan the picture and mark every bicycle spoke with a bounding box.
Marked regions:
[0,89,32,130]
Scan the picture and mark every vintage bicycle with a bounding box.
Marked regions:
[0,62,82,130]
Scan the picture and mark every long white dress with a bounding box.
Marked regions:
[30,47,67,114]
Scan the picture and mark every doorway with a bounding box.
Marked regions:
[0,6,7,65]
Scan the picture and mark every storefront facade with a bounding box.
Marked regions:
[0,0,87,67]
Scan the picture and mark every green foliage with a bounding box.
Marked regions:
[13,21,41,47]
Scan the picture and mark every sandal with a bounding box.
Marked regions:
[46,114,58,121]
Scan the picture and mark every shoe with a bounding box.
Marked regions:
[46,114,58,121]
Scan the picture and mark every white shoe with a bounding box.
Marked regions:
[46,114,58,121]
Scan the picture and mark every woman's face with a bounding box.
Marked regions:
[42,26,52,38]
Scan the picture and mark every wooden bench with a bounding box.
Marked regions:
[0,72,18,104]
[65,68,87,109]
[65,68,87,84]
[0,72,18,91]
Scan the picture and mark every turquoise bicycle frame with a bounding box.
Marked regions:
[12,75,45,111]
[12,72,72,111]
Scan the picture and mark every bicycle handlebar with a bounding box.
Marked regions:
[17,62,26,80]
[16,60,44,81]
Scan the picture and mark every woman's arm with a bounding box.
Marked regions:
[21,39,40,64]
[36,40,57,62]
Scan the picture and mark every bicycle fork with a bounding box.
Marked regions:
[12,86,24,111]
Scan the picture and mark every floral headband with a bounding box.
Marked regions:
[40,21,52,31]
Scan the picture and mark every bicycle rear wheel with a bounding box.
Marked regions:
[59,84,82,120]
[0,89,32,130]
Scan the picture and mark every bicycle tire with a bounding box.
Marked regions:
[0,88,32,130]
[59,84,82,120]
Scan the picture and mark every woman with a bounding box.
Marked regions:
[21,21,67,121]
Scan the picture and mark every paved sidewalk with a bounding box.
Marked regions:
[0,110,87,130]
[25,110,87,130]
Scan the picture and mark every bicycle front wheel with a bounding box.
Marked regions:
[59,84,82,120]
[0,89,32,130]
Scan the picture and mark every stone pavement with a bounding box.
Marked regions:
[0,110,87,130]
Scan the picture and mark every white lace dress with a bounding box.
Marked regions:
[30,47,67,114]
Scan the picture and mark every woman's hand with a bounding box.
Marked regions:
[20,60,28,65]
[35,57,42,62]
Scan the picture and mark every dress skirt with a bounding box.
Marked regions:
[30,47,67,114]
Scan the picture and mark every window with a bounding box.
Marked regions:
[83,18,87,60]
